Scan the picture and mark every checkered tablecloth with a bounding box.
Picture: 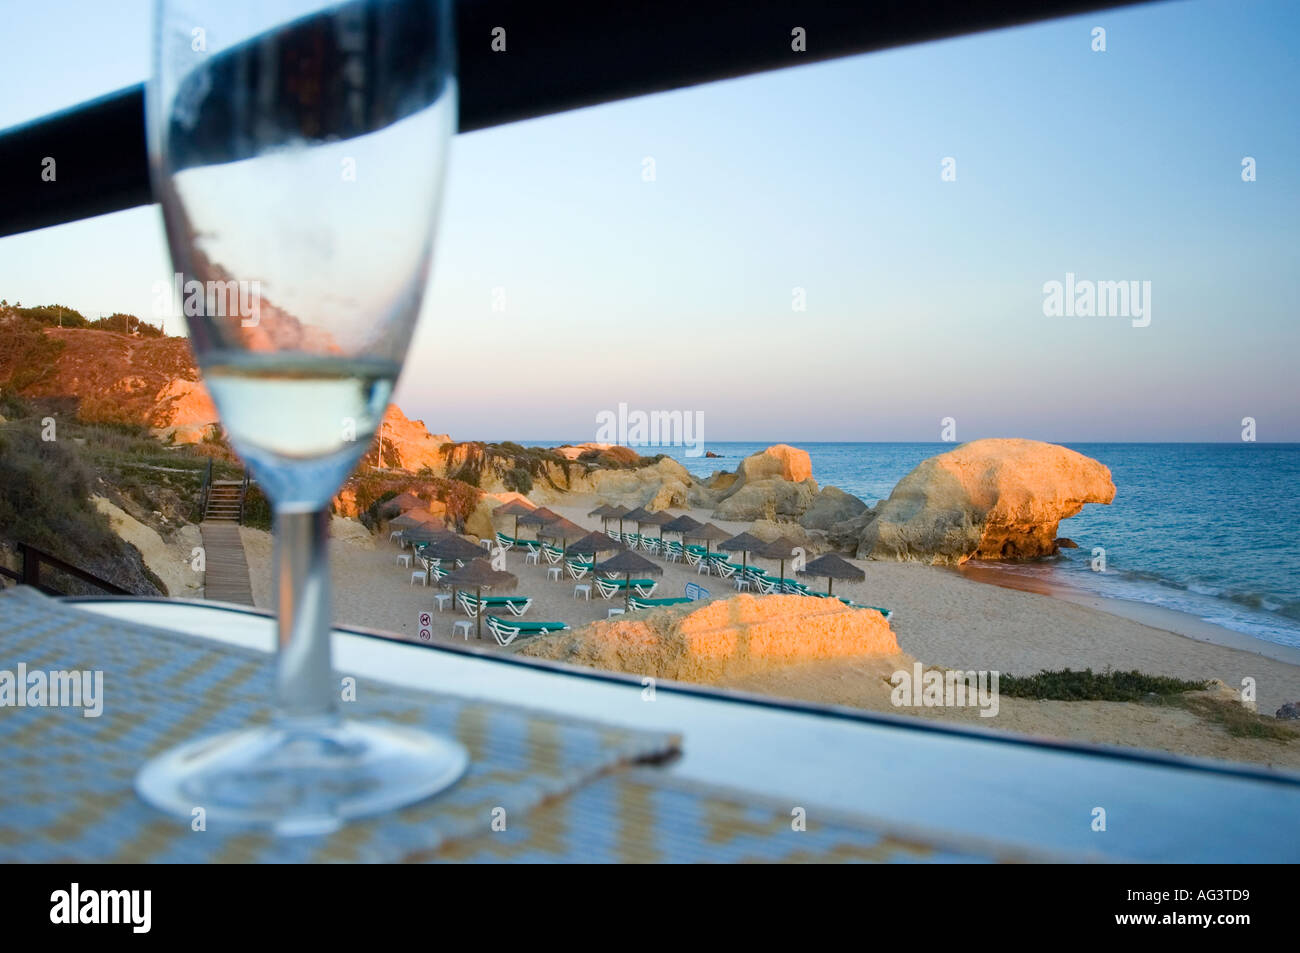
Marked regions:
[0,586,1036,862]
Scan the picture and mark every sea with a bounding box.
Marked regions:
[536,440,1300,651]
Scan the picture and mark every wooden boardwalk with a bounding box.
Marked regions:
[199,522,254,606]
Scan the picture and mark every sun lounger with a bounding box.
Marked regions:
[485,615,569,646]
[838,597,893,620]
[628,596,692,610]
[458,592,533,617]
[495,532,514,551]
[594,577,658,599]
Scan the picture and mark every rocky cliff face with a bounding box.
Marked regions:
[829,438,1115,564]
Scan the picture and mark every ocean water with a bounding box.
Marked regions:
[538,440,1300,650]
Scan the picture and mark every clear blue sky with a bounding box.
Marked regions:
[1,0,1296,442]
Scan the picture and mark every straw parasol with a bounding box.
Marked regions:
[661,514,702,542]
[379,492,424,518]
[593,550,663,610]
[402,521,450,547]
[565,531,627,576]
[683,522,732,563]
[390,508,440,530]
[538,516,587,548]
[621,506,654,530]
[516,506,560,539]
[757,536,804,593]
[796,552,864,597]
[437,557,518,639]
[637,510,675,539]
[587,503,626,532]
[423,533,486,566]
[720,531,766,577]
[493,498,536,537]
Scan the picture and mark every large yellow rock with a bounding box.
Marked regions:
[736,444,814,484]
[847,438,1115,564]
[519,593,898,683]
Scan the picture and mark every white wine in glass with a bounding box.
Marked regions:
[136,0,464,835]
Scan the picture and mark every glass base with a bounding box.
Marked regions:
[135,718,468,837]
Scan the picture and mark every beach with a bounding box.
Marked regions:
[239,493,1300,769]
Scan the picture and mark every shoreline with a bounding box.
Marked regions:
[957,562,1300,669]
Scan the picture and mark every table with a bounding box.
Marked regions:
[21,594,1300,862]
[546,566,562,581]
[396,553,412,568]
[433,593,451,612]
[573,584,591,600]
[452,619,473,640]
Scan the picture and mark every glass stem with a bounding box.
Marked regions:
[273,507,337,723]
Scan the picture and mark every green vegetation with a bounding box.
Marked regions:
[0,314,67,391]
[1179,694,1299,742]
[997,668,1209,702]
[503,466,533,495]
[998,667,1296,744]
[0,301,163,337]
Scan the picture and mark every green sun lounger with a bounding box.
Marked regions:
[837,597,893,620]
[628,596,692,609]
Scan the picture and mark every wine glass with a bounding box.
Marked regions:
[137,0,463,835]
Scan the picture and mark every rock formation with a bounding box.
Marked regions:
[830,438,1115,564]
[799,485,869,530]
[708,444,826,522]
[518,593,898,682]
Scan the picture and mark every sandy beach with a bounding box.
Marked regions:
[239,494,1300,769]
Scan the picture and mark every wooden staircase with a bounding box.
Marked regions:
[203,481,247,522]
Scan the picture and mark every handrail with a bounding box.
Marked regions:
[0,0,1158,239]
[196,457,213,523]
[239,467,250,526]
[2,542,132,596]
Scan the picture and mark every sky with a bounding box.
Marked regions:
[0,0,1297,443]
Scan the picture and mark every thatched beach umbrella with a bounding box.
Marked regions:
[391,508,439,530]
[516,506,560,540]
[757,536,803,593]
[797,552,864,597]
[380,492,425,518]
[587,503,626,532]
[637,510,674,540]
[494,498,536,537]
[565,531,627,576]
[402,521,450,547]
[437,557,518,639]
[684,522,732,563]
[720,531,766,577]
[621,506,654,529]
[538,516,587,549]
[593,550,663,610]
[423,533,485,567]
[661,514,702,543]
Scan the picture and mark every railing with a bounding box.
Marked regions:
[0,543,131,596]
[239,467,251,525]
[0,0,1154,240]
[196,457,213,524]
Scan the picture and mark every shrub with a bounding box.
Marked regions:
[998,668,1208,701]
[503,466,533,494]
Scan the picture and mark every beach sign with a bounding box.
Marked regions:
[417,611,433,642]
[685,583,709,601]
